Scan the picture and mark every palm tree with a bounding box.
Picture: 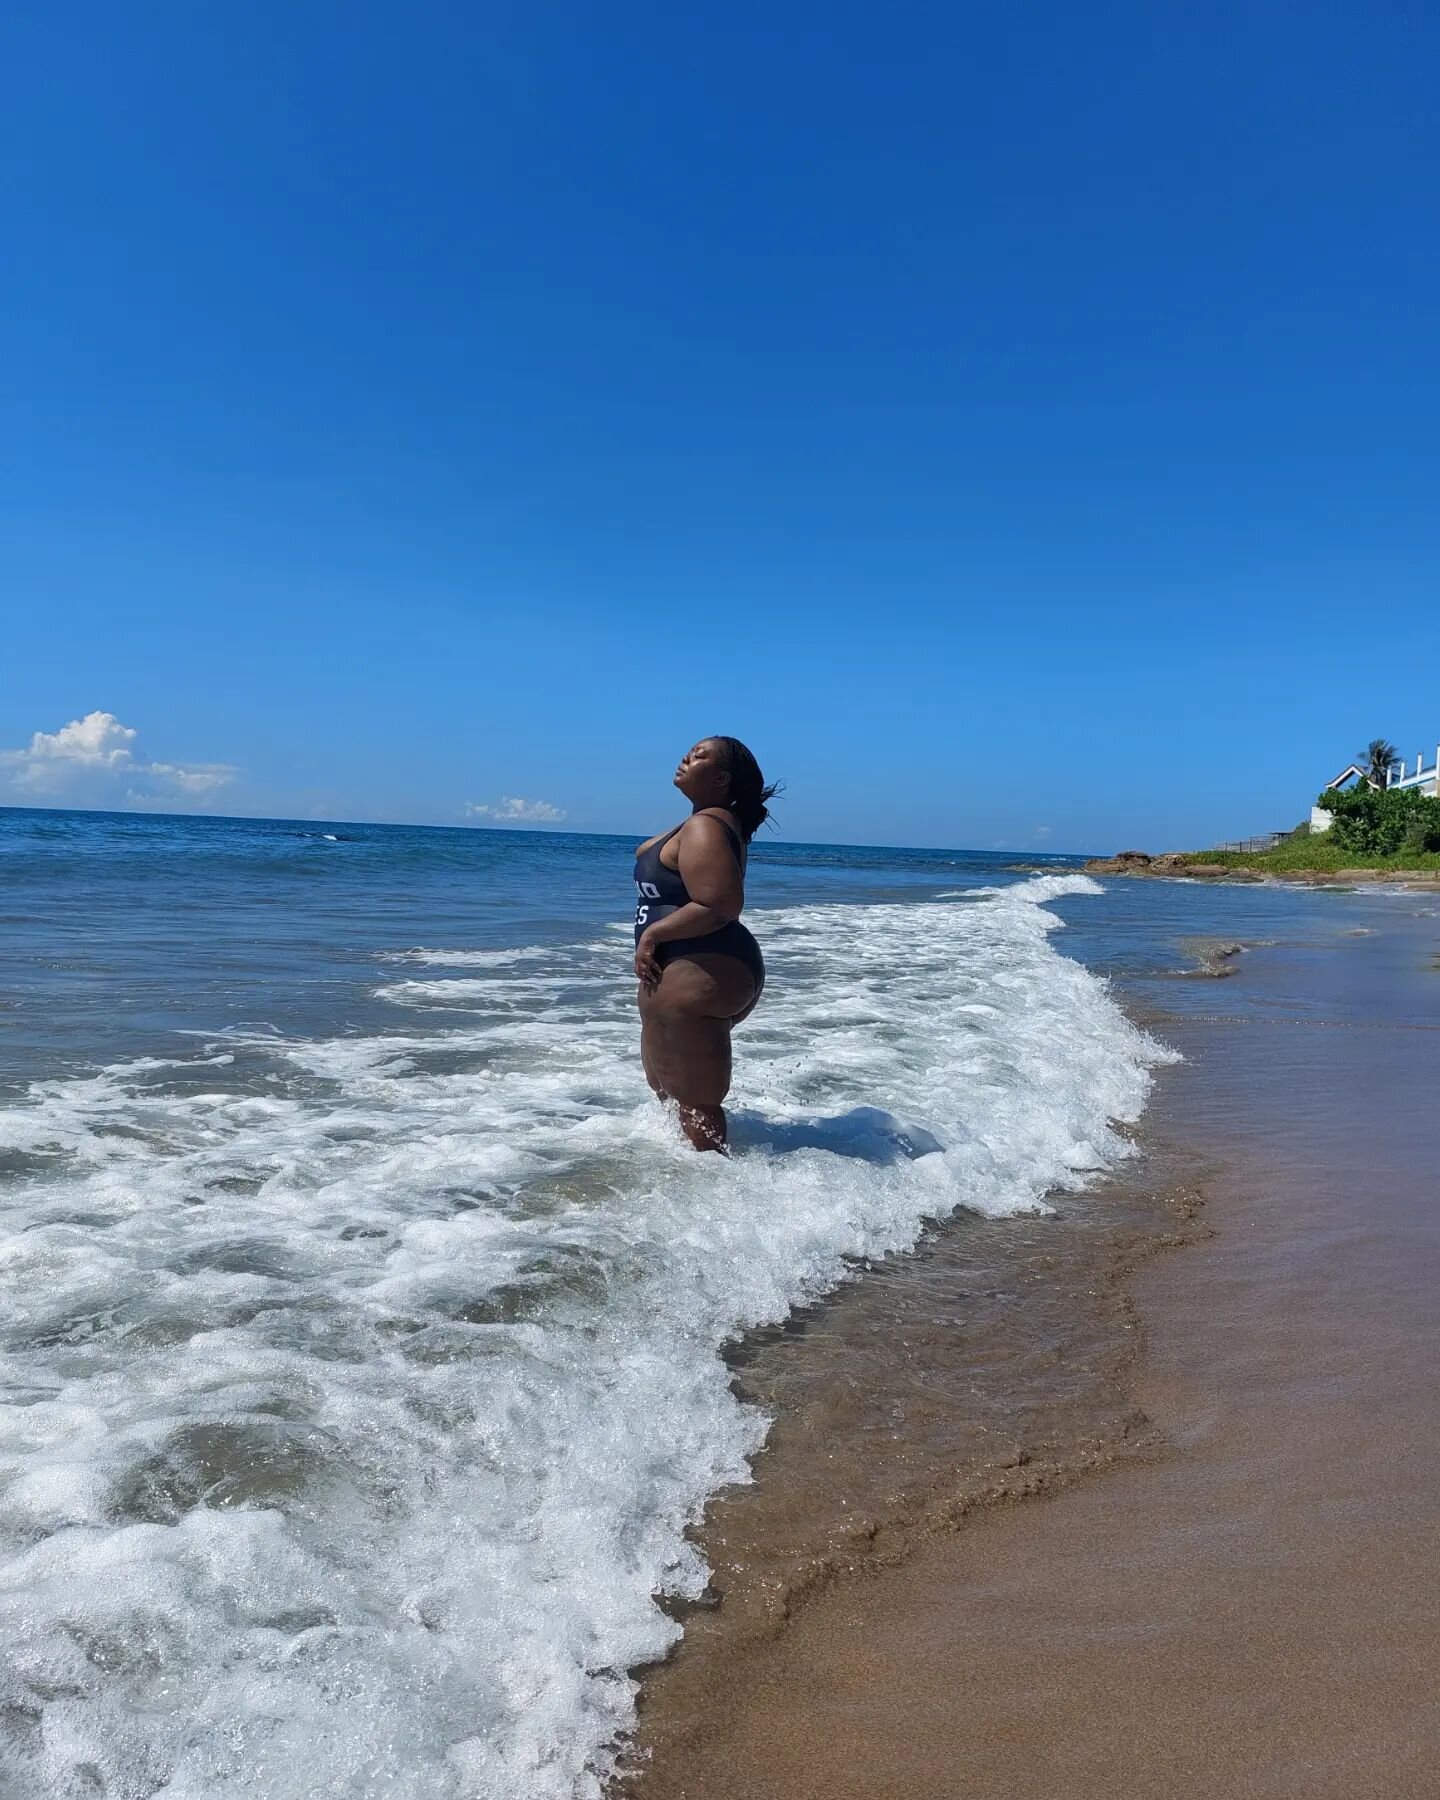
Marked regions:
[1362,738,1399,788]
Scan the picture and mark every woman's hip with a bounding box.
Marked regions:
[658,922,764,990]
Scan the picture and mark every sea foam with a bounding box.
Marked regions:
[0,881,1169,1798]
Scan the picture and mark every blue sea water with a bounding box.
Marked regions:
[0,809,1083,1081]
[0,807,1427,1799]
[4,807,1423,1083]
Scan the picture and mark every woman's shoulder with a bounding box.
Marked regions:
[683,809,745,864]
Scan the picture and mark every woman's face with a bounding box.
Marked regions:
[674,738,730,806]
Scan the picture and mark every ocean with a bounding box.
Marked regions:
[0,808,1414,1799]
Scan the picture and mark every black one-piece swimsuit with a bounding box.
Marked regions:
[633,816,765,990]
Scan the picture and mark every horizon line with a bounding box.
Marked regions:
[0,801,1101,861]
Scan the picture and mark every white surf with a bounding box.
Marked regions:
[0,877,1170,1798]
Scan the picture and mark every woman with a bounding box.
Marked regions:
[633,737,777,1152]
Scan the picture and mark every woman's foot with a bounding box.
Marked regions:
[677,1102,728,1153]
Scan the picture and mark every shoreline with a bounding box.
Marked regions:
[617,907,1440,1798]
[618,1137,1210,1793]
[615,1044,1210,1788]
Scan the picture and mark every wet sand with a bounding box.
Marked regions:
[623,918,1440,1798]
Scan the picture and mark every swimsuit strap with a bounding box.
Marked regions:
[693,809,744,862]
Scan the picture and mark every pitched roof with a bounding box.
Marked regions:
[1325,764,1372,789]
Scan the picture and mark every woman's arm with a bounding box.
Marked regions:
[635,816,744,985]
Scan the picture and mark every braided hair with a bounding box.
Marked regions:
[711,737,781,841]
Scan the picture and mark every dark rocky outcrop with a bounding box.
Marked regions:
[1082,852,1259,881]
[1083,846,1440,887]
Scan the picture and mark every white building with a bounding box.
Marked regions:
[1310,748,1440,832]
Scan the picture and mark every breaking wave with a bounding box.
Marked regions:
[0,882,1169,1798]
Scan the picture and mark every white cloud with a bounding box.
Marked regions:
[465,796,567,825]
[6,711,137,780]
[1,711,236,806]
[147,761,234,795]
[1034,824,1053,839]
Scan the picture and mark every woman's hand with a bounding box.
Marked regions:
[635,931,663,990]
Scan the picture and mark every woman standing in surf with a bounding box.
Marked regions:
[633,737,777,1152]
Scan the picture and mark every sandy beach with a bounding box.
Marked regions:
[623,903,1440,1798]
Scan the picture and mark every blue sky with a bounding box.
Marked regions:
[3,1,1437,851]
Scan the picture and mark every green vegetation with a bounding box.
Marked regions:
[1317,782,1440,855]
[1176,840,1440,873]
[1176,784,1440,873]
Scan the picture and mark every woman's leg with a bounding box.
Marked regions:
[637,954,757,1151]
[638,1002,669,1099]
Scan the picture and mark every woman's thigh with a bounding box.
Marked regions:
[638,955,757,1107]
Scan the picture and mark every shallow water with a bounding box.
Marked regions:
[625,889,1440,1800]
[0,809,1421,1798]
